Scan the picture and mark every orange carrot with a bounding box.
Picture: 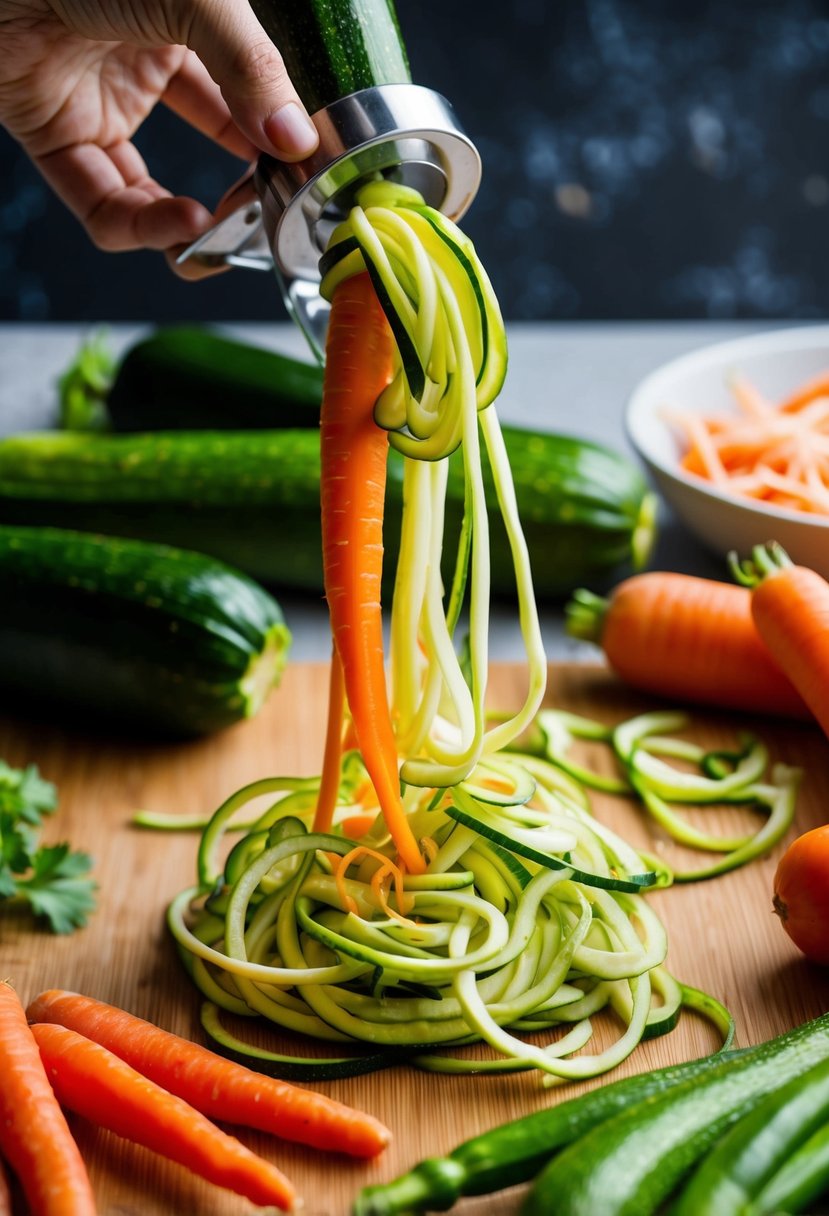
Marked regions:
[668,368,829,516]
[0,982,96,1216]
[566,571,811,719]
[26,989,389,1159]
[28,1022,296,1211]
[320,271,425,874]
[734,543,829,739]
[778,369,829,413]
[0,1155,11,1216]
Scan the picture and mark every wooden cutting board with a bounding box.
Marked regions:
[4,662,829,1216]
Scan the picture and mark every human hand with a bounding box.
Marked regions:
[0,1,320,275]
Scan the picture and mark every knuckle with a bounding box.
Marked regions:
[85,214,130,254]
[229,39,287,95]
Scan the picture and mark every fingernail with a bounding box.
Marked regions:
[264,103,318,158]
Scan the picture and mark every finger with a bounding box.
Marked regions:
[162,50,257,161]
[182,0,319,161]
[35,140,213,251]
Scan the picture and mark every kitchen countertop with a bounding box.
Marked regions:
[0,319,784,659]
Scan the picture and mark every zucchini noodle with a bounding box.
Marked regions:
[167,181,736,1081]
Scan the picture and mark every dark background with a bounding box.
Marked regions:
[3,0,829,323]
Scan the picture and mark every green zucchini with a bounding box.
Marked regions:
[62,328,324,434]
[354,1052,752,1216]
[0,430,656,601]
[674,1056,829,1216]
[521,1012,829,1216]
[249,0,410,113]
[0,525,290,736]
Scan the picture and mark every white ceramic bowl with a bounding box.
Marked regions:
[626,325,829,578]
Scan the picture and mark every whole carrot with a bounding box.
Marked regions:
[26,989,390,1158]
[29,1021,296,1211]
[566,571,810,719]
[733,543,829,738]
[320,271,425,874]
[0,982,96,1216]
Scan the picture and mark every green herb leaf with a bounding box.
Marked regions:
[0,759,97,933]
[16,844,98,934]
[0,812,38,872]
[0,760,57,824]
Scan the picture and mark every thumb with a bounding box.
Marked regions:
[184,0,319,161]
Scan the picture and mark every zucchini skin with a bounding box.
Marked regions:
[0,525,291,737]
[354,1049,753,1215]
[249,0,410,113]
[522,1013,829,1216]
[106,328,323,432]
[0,430,654,600]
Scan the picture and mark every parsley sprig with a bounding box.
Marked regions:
[0,761,97,933]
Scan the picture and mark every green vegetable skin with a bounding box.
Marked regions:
[249,0,410,112]
[521,1013,829,1216]
[105,328,324,432]
[675,1056,829,1216]
[0,431,655,600]
[752,1119,829,1214]
[353,1049,749,1215]
[0,525,290,736]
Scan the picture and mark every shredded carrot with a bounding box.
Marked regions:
[778,370,829,413]
[667,367,829,516]
[320,272,426,874]
[478,775,517,795]
[334,846,413,921]
[0,981,96,1216]
[340,812,378,838]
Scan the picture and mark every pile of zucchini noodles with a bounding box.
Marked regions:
[166,182,749,1081]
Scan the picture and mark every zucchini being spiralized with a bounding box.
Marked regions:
[167,182,734,1081]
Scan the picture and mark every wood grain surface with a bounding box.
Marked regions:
[4,662,829,1216]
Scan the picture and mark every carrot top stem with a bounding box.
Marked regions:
[564,588,610,643]
[729,542,794,588]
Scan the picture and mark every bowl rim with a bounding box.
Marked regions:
[625,324,829,532]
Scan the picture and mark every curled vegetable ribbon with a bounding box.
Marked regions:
[320,181,547,789]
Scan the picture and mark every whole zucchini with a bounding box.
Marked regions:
[0,431,656,600]
[0,525,291,736]
[65,327,324,433]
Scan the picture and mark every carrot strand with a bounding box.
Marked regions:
[25,990,390,1158]
[669,367,829,516]
[0,982,96,1216]
[29,1022,297,1211]
[321,272,425,874]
